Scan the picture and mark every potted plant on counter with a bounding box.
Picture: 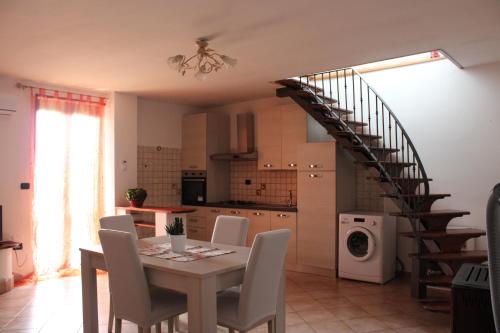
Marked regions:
[166,217,186,253]
[125,188,147,208]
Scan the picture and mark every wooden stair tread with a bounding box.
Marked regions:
[420,275,453,287]
[310,103,353,114]
[381,193,450,199]
[275,79,323,92]
[401,228,485,239]
[390,209,470,218]
[360,161,415,167]
[417,250,487,261]
[297,90,337,103]
[367,176,433,182]
[337,131,382,139]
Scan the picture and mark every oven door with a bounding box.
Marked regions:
[182,177,207,205]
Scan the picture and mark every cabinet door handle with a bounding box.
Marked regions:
[288,163,297,167]
[253,212,264,216]
[230,210,241,215]
[308,174,321,178]
[308,164,319,169]
[264,163,272,168]
[277,213,288,218]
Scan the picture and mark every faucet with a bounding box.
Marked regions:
[288,190,293,207]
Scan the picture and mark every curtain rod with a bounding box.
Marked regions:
[16,82,109,101]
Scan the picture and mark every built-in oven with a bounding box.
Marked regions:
[181,171,207,205]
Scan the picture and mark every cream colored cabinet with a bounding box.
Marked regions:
[244,210,271,246]
[271,211,297,265]
[185,206,207,241]
[297,142,337,272]
[281,105,307,170]
[182,113,207,170]
[256,107,282,170]
[297,141,336,171]
[206,207,223,241]
[256,104,307,170]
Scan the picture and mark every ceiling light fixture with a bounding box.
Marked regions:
[168,39,237,80]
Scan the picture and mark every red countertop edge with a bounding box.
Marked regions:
[115,206,196,214]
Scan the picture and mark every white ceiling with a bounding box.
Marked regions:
[1,0,500,106]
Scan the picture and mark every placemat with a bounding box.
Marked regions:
[139,243,235,262]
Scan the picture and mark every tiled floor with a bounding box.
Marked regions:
[0,271,451,333]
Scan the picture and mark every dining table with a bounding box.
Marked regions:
[80,236,286,333]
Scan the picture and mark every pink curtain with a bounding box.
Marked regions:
[32,93,105,277]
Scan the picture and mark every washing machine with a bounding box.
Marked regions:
[339,212,396,284]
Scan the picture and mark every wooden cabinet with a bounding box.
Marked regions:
[256,107,282,170]
[182,113,207,170]
[185,206,207,240]
[297,171,336,270]
[206,207,223,241]
[297,141,336,171]
[244,210,271,246]
[271,211,297,265]
[282,105,307,170]
[256,104,306,170]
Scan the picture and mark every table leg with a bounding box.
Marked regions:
[275,270,286,333]
[81,251,98,333]
[187,276,217,333]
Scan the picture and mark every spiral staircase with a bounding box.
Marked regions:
[275,68,487,312]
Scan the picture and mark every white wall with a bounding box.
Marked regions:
[113,93,138,207]
[0,76,34,276]
[137,98,197,149]
[361,60,500,252]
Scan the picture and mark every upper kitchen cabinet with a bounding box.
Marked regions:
[297,141,336,171]
[281,104,307,169]
[182,113,207,170]
[256,104,307,170]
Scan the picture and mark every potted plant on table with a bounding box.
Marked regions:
[166,217,186,253]
[125,188,147,208]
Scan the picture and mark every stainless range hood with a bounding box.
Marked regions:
[211,113,258,161]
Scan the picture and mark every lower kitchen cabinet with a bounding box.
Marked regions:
[186,226,206,241]
[271,211,297,265]
[245,210,271,246]
[184,206,208,240]
[206,207,223,241]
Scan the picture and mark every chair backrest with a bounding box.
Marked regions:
[98,229,151,323]
[238,229,290,327]
[99,215,138,239]
[211,215,249,246]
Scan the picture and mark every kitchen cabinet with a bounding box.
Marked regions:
[297,142,337,272]
[271,211,297,265]
[182,113,207,170]
[256,104,306,170]
[244,210,271,246]
[281,105,307,170]
[185,206,208,240]
[297,141,336,171]
[206,207,223,241]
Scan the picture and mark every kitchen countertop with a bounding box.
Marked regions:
[189,202,298,212]
[116,206,196,214]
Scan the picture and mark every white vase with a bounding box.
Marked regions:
[170,234,186,253]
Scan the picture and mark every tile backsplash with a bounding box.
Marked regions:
[230,161,297,205]
[137,146,181,207]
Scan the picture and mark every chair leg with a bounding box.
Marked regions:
[174,315,180,331]
[167,318,174,333]
[108,294,114,333]
[115,318,122,333]
[138,326,143,333]
[267,318,276,333]
[155,322,162,333]
[142,327,152,333]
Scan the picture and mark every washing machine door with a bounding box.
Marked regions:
[345,227,376,262]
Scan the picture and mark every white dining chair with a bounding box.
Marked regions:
[99,229,187,333]
[216,229,290,333]
[211,215,249,246]
[100,214,138,332]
